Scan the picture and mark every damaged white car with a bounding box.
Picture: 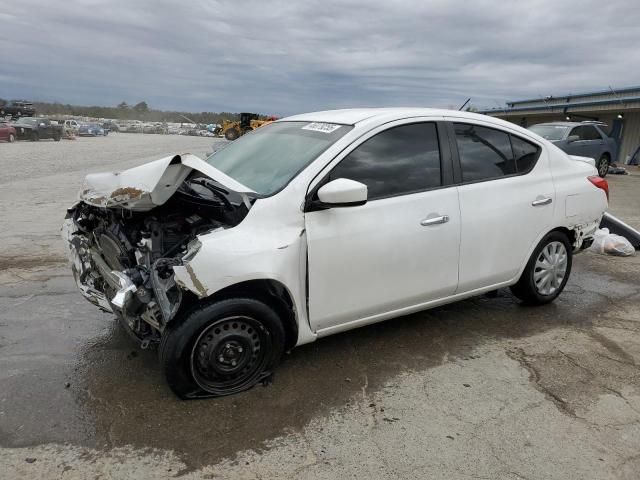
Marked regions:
[63,108,609,398]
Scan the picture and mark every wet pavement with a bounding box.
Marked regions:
[1,138,639,479]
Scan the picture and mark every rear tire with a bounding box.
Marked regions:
[159,298,285,399]
[31,131,39,141]
[597,154,609,178]
[510,231,572,305]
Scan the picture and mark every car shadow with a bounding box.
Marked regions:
[73,258,611,469]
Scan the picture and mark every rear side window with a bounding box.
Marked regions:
[510,135,540,173]
[329,122,441,200]
[582,126,602,140]
[454,123,541,182]
[454,124,516,182]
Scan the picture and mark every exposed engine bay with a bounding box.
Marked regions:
[63,172,251,345]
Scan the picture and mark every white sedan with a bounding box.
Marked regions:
[62,108,609,398]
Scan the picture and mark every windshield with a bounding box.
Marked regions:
[206,121,352,195]
[14,118,36,126]
[529,124,569,141]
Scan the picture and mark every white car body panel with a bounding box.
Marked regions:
[306,186,460,331]
[66,108,609,349]
[568,155,596,168]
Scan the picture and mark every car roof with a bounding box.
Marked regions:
[532,122,597,127]
[280,107,498,125]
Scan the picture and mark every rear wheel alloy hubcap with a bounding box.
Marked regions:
[533,241,568,296]
[190,316,270,394]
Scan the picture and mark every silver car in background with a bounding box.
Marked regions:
[529,122,618,177]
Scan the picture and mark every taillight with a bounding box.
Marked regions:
[588,175,609,201]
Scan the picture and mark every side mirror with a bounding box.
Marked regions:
[567,135,580,143]
[315,178,368,208]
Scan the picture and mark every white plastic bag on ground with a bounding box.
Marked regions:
[589,228,636,257]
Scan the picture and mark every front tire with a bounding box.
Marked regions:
[510,231,572,305]
[224,128,240,141]
[8,133,15,143]
[159,298,285,399]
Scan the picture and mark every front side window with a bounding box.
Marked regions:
[328,123,441,200]
[206,121,352,196]
[454,123,515,182]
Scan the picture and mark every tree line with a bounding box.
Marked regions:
[0,98,271,124]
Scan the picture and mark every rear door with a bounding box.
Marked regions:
[0,123,8,141]
[447,121,554,292]
[305,121,460,332]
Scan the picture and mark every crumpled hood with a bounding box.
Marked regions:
[80,153,255,211]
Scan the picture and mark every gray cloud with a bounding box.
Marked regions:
[1,0,639,115]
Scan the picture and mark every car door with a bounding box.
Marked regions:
[0,123,7,141]
[448,121,554,292]
[305,121,460,333]
[563,126,591,157]
[581,125,605,159]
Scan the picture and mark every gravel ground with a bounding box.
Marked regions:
[1,136,639,479]
[0,133,221,265]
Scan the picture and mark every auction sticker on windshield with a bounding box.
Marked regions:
[302,122,342,133]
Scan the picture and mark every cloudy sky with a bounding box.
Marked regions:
[1,0,639,115]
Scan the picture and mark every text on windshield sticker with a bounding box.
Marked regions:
[302,122,342,133]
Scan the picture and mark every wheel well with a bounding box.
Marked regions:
[184,279,299,351]
[550,227,577,248]
[600,152,611,161]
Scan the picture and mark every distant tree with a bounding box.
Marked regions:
[133,101,149,113]
[117,101,129,110]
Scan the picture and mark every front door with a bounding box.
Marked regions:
[305,121,460,333]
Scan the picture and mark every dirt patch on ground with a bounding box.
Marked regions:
[0,255,66,270]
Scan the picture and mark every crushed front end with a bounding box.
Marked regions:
[62,155,253,346]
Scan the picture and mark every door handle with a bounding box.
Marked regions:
[421,215,449,226]
[531,197,552,206]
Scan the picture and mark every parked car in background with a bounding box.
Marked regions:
[0,100,35,119]
[528,122,617,177]
[0,121,17,142]
[63,108,608,399]
[12,117,63,141]
[78,123,107,136]
[103,121,119,133]
[52,119,81,133]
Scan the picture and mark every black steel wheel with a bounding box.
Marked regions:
[190,316,270,394]
[160,298,285,399]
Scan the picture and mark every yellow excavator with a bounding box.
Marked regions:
[221,112,275,141]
